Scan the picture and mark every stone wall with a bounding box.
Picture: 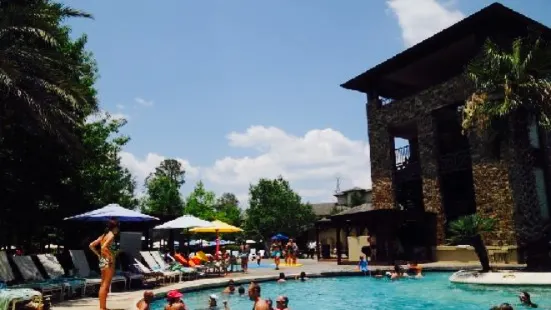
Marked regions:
[368,75,516,246]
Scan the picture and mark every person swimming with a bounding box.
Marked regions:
[407,261,423,278]
[164,290,187,310]
[275,296,289,310]
[136,291,154,310]
[390,264,406,280]
[519,292,538,308]
[277,272,286,283]
[238,286,245,296]
[222,279,236,294]
[296,271,308,281]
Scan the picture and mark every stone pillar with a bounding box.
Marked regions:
[417,115,445,244]
[468,134,516,245]
[367,95,396,210]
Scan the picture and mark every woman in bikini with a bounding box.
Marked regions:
[89,218,120,310]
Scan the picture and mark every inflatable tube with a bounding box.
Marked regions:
[449,270,551,286]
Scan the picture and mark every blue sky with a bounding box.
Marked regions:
[65,0,551,205]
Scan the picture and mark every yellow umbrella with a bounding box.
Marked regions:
[189,220,243,233]
[190,220,243,257]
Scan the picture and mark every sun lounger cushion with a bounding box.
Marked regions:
[0,252,15,282]
[36,254,64,279]
[12,257,44,282]
[174,254,188,266]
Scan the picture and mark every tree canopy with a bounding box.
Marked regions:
[184,181,217,220]
[0,1,138,252]
[244,177,316,241]
[215,193,243,226]
[462,36,551,135]
[141,159,186,217]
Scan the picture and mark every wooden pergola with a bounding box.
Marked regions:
[316,207,438,265]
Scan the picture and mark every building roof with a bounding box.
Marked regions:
[334,187,370,196]
[310,202,337,217]
[340,2,551,99]
[333,203,373,217]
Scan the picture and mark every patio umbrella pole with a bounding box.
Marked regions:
[215,229,220,260]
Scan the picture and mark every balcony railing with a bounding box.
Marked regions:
[395,145,410,167]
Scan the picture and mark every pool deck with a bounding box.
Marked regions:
[52,259,525,310]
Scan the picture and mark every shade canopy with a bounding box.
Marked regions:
[189,220,242,233]
[271,233,289,241]
[63,204,159,222]
[153,215,212,230]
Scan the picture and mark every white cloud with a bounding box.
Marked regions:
[85,110,130,124]
[119,152,200,189]
[386,0,464,47]
[134,97,154,107]
[116,104,125,110]
[120,126,371,205]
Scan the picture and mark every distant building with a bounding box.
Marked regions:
[307,187,372,256]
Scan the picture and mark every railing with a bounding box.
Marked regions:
[395,145,410,167]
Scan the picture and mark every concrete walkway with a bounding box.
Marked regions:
[51,259,524,310]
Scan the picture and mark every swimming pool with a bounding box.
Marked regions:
[150,272,551,309]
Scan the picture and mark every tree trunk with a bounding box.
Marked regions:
[471,234,491,272]
[508,110,551,271]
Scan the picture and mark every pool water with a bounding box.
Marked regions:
[150,272,551,310]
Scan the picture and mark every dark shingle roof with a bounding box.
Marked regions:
[310,202,337,216]
[333,203,373,217]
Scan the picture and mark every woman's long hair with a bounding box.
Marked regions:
[104,218,119,235]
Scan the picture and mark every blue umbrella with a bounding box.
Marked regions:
[63,203,159,222]
[271,233,289,241]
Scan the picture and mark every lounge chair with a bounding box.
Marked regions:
[36,254,86,298]
[68,250,126,294]
[139,252,180,283]
[0,251,16,284]
[11,256,64,301]
[0,287,43,310]
[0,251,45,310]
[132,259,166,285]
[150,251,197,281]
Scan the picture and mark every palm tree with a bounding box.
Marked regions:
[448,214,496,272]
[0,0,96,145]
[462,35,551,271]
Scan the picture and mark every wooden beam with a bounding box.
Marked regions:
[315,225,321,261]
[336,227,342,265]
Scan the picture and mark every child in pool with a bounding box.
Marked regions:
[358,256,369,275]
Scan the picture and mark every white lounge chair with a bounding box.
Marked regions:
[139,252,179,283]
[150,251,198,281]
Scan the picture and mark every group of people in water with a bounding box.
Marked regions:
[270,238,299,270]
[490,292,539,309]
[136,277,302,310]
[357,256,423,279]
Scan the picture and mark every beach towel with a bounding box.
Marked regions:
[0,288,41,310]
